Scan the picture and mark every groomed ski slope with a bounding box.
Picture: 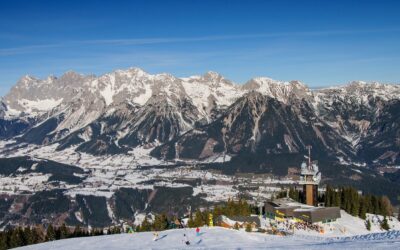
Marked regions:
[17,227,400,250]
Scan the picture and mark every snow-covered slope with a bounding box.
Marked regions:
[242,77,312,104]
[4,68,240,119]
[6,68,398,120]
[16,227,400,250]
[291,210,400,237]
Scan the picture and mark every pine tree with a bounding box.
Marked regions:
[194,210,205,227]
[153,214,168,231]
[364,195,372,214]
[212,206,223,221]
[114,227,121,234]
[54,227,61,240]
[295,188,301,202]
[4,230,11,248]
[289,187,294,201]
[0,231,8,250]
[289,187,300,202]
[380,196,393,217]
[23,227,32,245]
[9,228,23,248]
[333,191,341,207]
[325,185,332,207]
[366,219,371,231]
[140,217,152,232]
[73,225,82,237]
[372,195,380,215]
[60,223,69,239]
[18,227,27,246]
[45,225,56,241]
[381,216,390,230]
[91,228,98,236]
[239,200,251,216]
[398,207,400,222]
[359,197,367,220]
[30,227,43,244]
[187,215,196,228]
[350,189,360,217]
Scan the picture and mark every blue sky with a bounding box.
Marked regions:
[0,0,399,95]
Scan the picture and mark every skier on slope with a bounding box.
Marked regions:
[196,227,200,236]
[153,231,159,241]
[182,233,190,245]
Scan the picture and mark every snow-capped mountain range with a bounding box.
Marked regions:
[1,67,399,166]
[0,67,399,229]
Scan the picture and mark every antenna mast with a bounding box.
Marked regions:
[306,145,312,170]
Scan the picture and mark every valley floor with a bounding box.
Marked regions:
[16,227,400,250]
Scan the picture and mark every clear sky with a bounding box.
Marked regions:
[0,0,399,95]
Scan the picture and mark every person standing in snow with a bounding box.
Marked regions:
[153,231,159,241]
[196,227,200,236]
[182,233,190,245]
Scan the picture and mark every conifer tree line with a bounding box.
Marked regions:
[276,185,394,221]
[275,187,302,202]
[286,187,301,202]
[324,185,393,219]
[135,199,252,232]
[187,199,252,227]
[0,224,107,250]
[135,199,253,230]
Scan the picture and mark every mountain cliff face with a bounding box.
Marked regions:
[312,82,400,146]
[57,95,201,155]
[151,92,356,165]
[358,99,400,165]
[0,68,399,168]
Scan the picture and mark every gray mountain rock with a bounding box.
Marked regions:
[0,68,399,167]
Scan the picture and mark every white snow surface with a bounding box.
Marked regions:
[17,98,63,113]
[16,227,400,250]
[0,140,294,203]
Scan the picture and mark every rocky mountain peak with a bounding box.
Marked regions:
[203,71,222,79]
[127,67,148,76]
[19,74,37,83]
[60,70,82,79]
[289,80,308,89]
[197,71,232,86]
[242,77,311,104]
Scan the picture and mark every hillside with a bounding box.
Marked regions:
[15,226,400,250]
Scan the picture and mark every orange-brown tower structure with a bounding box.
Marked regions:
[299,146,321,206]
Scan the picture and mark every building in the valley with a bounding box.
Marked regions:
[264,198,340,224]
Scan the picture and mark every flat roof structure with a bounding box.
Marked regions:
[265,198,340,223]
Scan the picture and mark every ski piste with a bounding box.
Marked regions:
[15,227,400,250]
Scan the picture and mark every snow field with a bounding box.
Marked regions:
[16,227,400,250]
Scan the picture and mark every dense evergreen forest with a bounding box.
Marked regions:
[0,224,114,250]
